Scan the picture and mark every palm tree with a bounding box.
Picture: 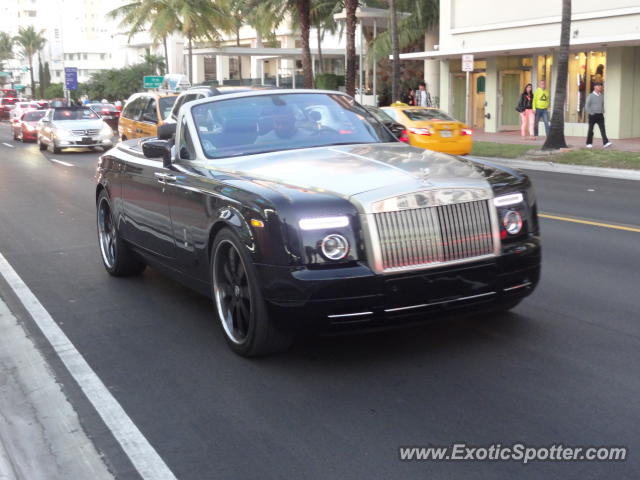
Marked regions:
[389,0,400,103]
[543,0,571,150]
[0,32,13,71]
[310,0,339,74]
[175,0,232,84]
[142,48,166,75]
[14,26,46,98]
[343,0,358,97]
[108,0,180,75]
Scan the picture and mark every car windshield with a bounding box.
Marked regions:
[191,93,396,159]
[53,108,99,120]
[24,111,46,121]
[159,97,177,120]
[402,109,456,122]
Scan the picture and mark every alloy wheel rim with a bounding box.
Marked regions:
[97,198,116,268]
[213,240,252,344]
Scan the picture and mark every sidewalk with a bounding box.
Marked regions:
[473,129,640,152]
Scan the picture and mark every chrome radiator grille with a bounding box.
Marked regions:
[373,200,496,272]
[72,129,100,136]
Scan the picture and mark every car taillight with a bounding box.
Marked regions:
[461,128,473,136]
[399,130,409,142]
[408,127,432,136]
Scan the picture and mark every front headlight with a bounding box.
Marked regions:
[100,124,113,136]
[493,193,523,207]
[503,210,523,235]
[55,128,72,139]
[320,234,349,260]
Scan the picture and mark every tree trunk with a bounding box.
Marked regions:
[344,0,358,97]
[543,0,571,150]
[296,0,313,88]
[187,33,193,84]
[236,27,242,81]
[28,54,35,99]
[163,36,169,75]
[317,27,324,74]
[389,0,400,104]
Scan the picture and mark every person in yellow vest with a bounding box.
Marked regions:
[532,79,550,137]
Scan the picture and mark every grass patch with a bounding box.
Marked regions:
[471,141,532,159]
[546,149,640,170]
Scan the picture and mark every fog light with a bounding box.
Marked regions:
[320,234,349,260]
[503,210,523,235]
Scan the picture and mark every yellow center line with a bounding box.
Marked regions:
[539,213,640,233]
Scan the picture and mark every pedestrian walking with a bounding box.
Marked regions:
[516,83,534,139]
[401,88,415,106]
[532,79,550,137]
[585,82,612,148]
[416,82,432,108]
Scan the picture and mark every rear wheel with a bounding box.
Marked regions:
[211,229,292,356]
[96,190,145,276]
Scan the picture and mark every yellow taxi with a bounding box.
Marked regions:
[118,92,178,140]
[380,106,473,155]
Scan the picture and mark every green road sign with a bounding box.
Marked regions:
[143,76,164,89]
[14,85,25,90]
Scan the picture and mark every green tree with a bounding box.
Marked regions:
[0,31,13,71]
[84,62,159,100]
[175,0,232,84]
[142,48,166,75]
[14,27,47,97]
[38,58,44,97]
[44,82,64,99]
[108,0,180,76]
[310,0,339,75]
[543,0,571,150]
[43,62,51,92]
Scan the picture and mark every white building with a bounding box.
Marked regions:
[403,0,640,139]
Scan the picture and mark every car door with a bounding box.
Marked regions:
[120,97,144,140]
[164,116,220,281]
[121,148,176,260]
[138,97,159,138]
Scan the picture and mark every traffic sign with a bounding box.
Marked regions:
[65,67,78,90]
[14,85,25,91]
[143,75,164,89]
[462,54,474,72]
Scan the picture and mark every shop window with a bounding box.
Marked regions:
[567,51,606,123]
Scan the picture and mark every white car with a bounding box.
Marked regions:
[9,101,40,123]
[37,106,114,153]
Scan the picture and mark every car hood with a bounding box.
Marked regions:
[202,143,503,205]
[52,120,105,130]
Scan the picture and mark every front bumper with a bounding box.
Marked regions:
[57,137,113,148]
[256,236,540,332]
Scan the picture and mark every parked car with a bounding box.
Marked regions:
[37,106,114,153]
[87,102,120,131]
[95,89,540,356]
[12,109,46,142]
[118,92,178,140]
[364,105,409,142]
[0,96,18,120]
[381,106,473,155]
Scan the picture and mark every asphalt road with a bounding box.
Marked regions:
[0,124,638,480]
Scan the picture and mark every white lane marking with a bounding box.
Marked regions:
[2,142,14,148]
[0,252,178,480]
[49,158,74,167]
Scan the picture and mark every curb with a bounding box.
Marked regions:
[469,156,640,181]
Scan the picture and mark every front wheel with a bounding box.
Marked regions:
[96,190,145,276]
[38,136,46,150]
[211,229,292,356]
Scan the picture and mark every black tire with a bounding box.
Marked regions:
[12,130,17,140]
[38,137,46,150]
[96,190,146,276]
[211,228,292,356]
[48,140,61,154]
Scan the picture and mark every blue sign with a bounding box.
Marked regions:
[65,67,78,90]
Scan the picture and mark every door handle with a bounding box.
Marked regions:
[154,172,176,184]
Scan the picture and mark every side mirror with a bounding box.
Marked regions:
[157,123,176,140]
[142,139,169,160]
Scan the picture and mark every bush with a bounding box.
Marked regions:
[44,83,64,99]
[315,73,344,91]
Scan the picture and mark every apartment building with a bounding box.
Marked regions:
[403,0,640,139]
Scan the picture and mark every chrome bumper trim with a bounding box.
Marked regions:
[384,291,497,313]
[503,281,532,292]
[327,311,374,319]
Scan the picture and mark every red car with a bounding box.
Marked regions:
[1,97,18,120]
[12,109,46,142]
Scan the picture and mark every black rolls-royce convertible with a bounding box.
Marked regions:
[95,90,540,356]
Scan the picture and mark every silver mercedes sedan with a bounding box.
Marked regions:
[37,106,114,153]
